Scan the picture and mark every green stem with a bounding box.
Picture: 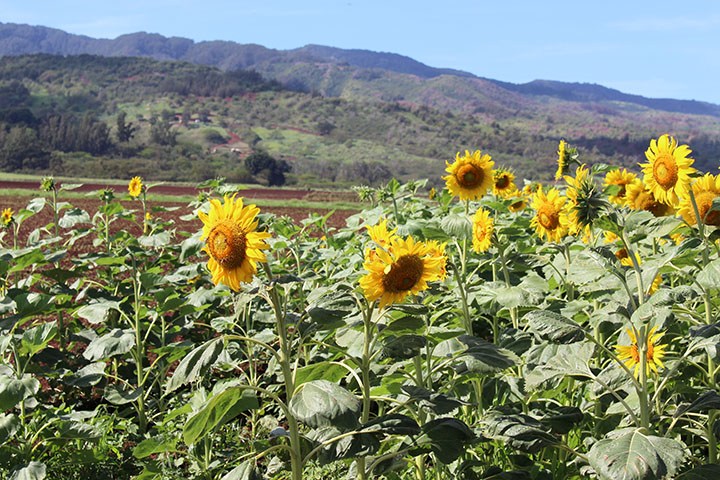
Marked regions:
[132,260,148,434]
[263,264,303,480]
[357,301,376,480]
[636,325,650,430]
[620,231,645,306]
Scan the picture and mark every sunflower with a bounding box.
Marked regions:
[555,140,574,180]
[507,190,527,213]
[492,169,517,197]
[604,168,637,206]
[677,173,720,226]
[639,134,696,206]
[360,236,446,309]
[128,176,144,198]
[531,187,569,243]
[444,150,495,201]
[1,208,13,226]
[198,195,271,291]
[625,180,674,217]
[564,164,589,205]
[426,240,448,280]
[472,208,494,253]
[615,326,667,378]
[367,218,397,248]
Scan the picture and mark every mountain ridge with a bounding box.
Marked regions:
[1,21,718,118]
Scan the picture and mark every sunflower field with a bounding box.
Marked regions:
[1,134,720,480]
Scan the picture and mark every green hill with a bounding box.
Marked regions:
[0,53,718,187]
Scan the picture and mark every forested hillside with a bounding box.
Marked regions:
[1,54,719,186]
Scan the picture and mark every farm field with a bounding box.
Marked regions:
[1,136,720,480]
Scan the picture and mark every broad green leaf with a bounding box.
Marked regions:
[139,231,172,248]
[219,460,263,480]
[362,414,420,436]
[524,310,585,343]
[401,385,464,415]
[525,342,594,390]
[0,376,40,411]
[180,235,205,262]
[440,213,472,238]
[166,337,224,393]
[133,435,178,459]
[381,334,426,360]
[58,208,90,228]
[21,322,57,356]
[289,380,360,430]
[567,250,609,285]
[410,417,474,464]
[295,362,348,386]
[538,406,584,435]
[9,461,46,480]
[674,391,720,418]
[82,329,135,361]
[104,385,142,405]
[588,428,686,480]
[76,300,121,325]
[52,421,100,441]
[183,388,258,445]
[698,259,720,291]
[677,465,720,479]
[0,413,19,443]
[434,335,518,374]
[478,412,558,454]
[65,362,106,387]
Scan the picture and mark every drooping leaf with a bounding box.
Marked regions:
[59,208,90,228]
[104,385,142,405]
[410,417,475,464]
[64,362,106,388]
[362,414,421,436]
[524,310,585,343]
[478,412,558,454]
[401,385,465,415]
[183,387,259,445]
[434,335,518,374]
[382,334,426,360]
[674,391,720,418]
[133,435,178,459]
[219,460,264,480]
[525,342,594,390]
[0,376,40,411]
[75,300,121,325]
[587,428,686,480]
[166,337,224,393]
[21,322,57,356]
[698,259,720,292]
[677,465,720,480]
[0,413,19,443]
[289,380,360,430]
[9,461,46,480]
[82,329,135,361]
[295,362,348,386]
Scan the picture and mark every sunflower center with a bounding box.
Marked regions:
[537,205,560,230]
[696,191,720,226]
[207,221,247,268]
[652,154,678,190]
[382,254,424,293]
[496,175,510,190]
[629,345,640,364]
[457,164,484,188]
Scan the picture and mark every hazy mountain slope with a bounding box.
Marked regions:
[1,22,718,119]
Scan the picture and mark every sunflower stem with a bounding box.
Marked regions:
[262,263,304,480]
[636,325,651,430]
[620,231,645,306]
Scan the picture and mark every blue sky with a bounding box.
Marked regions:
[2,0,720,104]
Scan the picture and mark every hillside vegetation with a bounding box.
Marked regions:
[0,53,719,187]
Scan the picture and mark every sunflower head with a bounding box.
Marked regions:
[2,208,13,227]
[507,189,528,213]
[555,140,577,180]
[472,208,494,253]
[198,195,271,291]
[531,187,569,243]
[615,326,667,378]
[366,218,397,248]
[678,173,720,226]
[359,235,446,309]
[625,180,674,217]
[40,176,55,192]
[492,169,517,197]
[443,150,495,201]
[639,134,696,206]
[566,167,608,230]
[604,168,637,205]
[128,176,144,198]
[428,187,437,200]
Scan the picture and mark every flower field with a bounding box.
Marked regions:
[1,135,720,480]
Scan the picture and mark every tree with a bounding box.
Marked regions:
[244,151,291,186]
[116,111,137,143]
